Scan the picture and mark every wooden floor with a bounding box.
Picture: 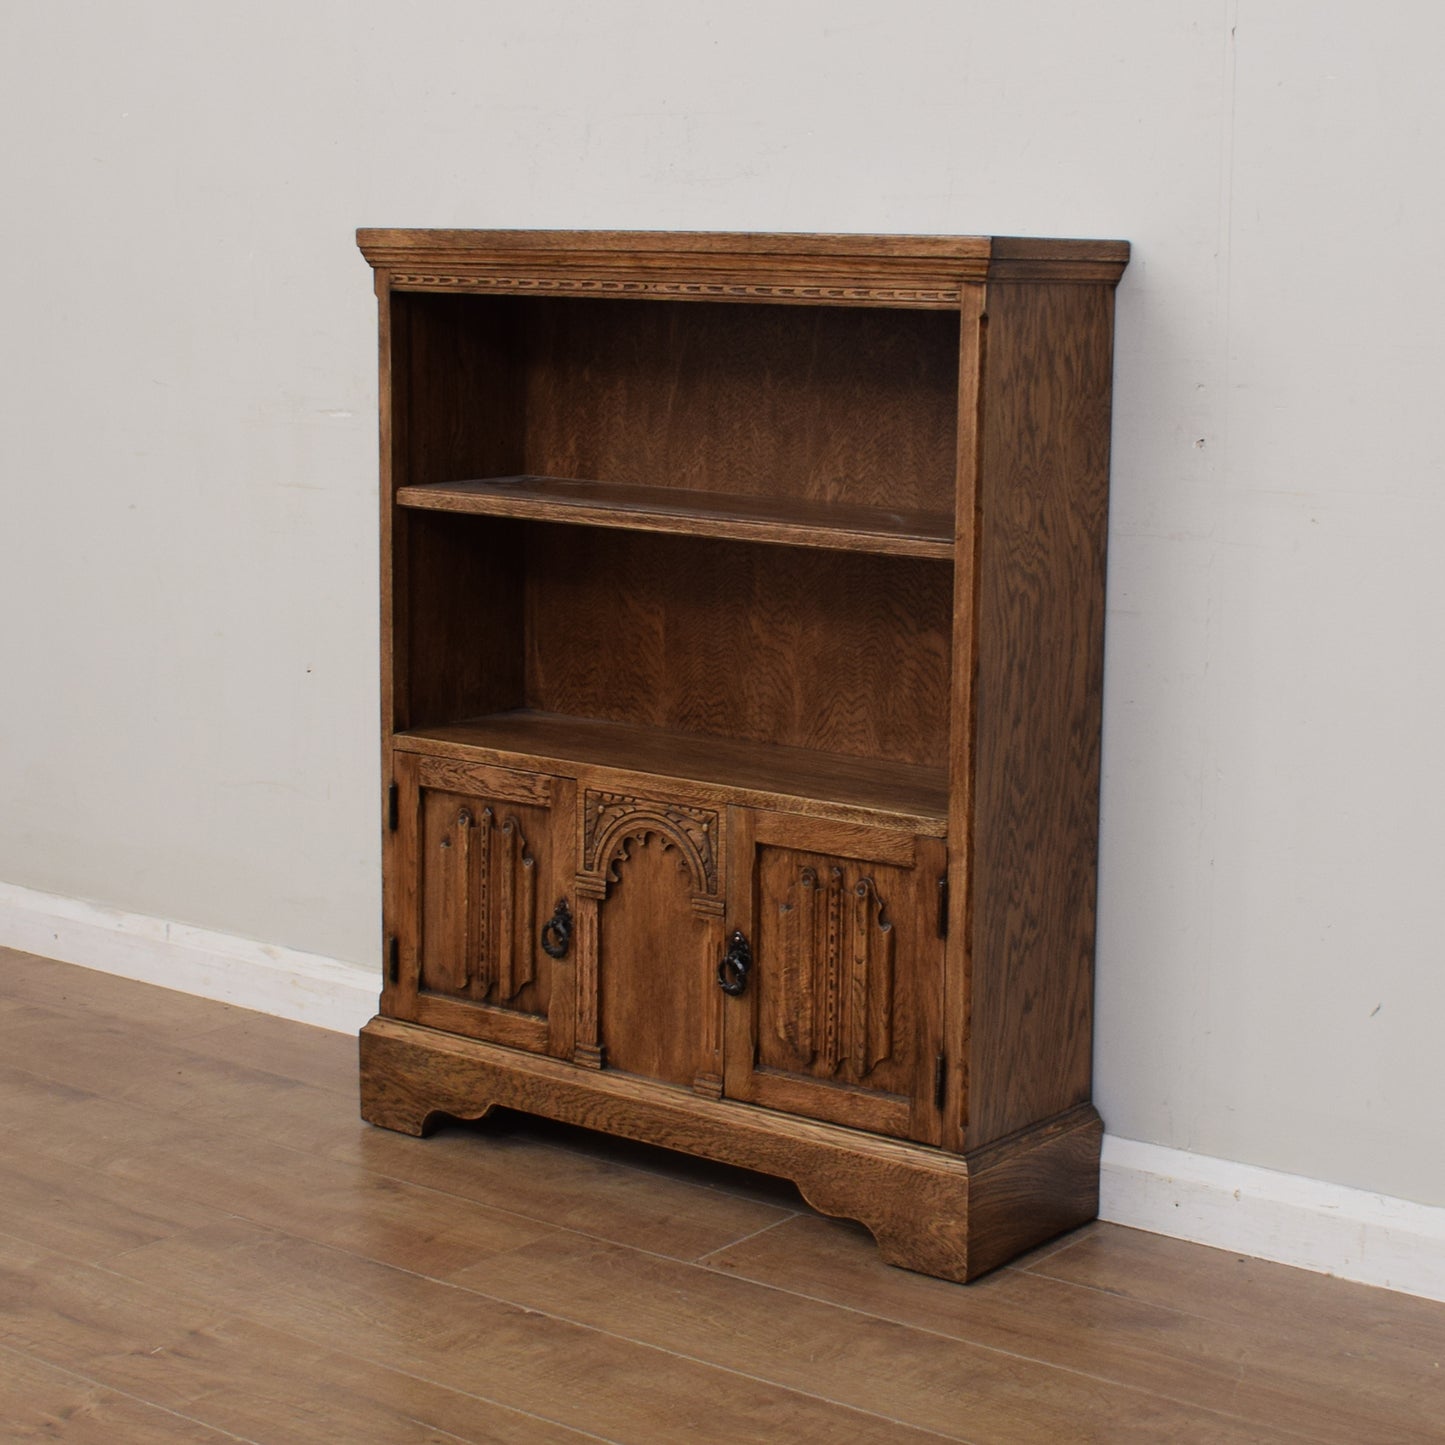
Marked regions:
[0,951,1441,1444]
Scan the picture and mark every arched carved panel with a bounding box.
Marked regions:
[594,827,719,1090]
[583,790,719,897]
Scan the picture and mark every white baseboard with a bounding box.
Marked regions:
[3,880,1442,1302]
[1100,1135,1445,1303]
[0,880,377,1034]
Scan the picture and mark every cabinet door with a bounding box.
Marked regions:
[571,787,727,1096]
[723,809,946,1144]
[387,752,577,1058]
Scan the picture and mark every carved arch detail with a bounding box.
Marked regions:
[583,790,719,897]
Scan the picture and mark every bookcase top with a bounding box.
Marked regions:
[357,228,1129,301]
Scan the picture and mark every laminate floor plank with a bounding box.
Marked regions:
[330,1117,801,1260]
[6,1100,575,1280]
[0,1052,797,1266]
[0,1150,222,1267]
[4,1064,1310,1442]
[106,1219,958,1445]
[0,946,357,1094]
[0,947,250,1039]
[0,1346,245,1445]
[183,1011,359,1095]
[4,951,1444,1444]
[0,967,799,1263]
[1030,1222,1445,1355]
[444,1226,1304,1444]
[501,1113,808,1213]
[0,1002,350,1159]
[704,1212,1445,1444]
[0,1236,595,1444]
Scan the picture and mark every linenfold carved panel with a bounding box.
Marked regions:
[430,803,538,1004]
[583,790,719,897]
[776,863,896,1080]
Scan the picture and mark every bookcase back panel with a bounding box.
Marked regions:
[397,294,960,514]
[399,512,526,732]
[523,526,953,768]
[397,293,526,483]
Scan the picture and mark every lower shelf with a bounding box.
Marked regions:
[360,1015,1102,1283]
[394,711,949,836]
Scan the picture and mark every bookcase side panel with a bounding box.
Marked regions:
[965,281,1119,1150]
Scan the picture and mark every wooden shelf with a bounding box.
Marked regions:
[394,711,949,836]
[396,476,954,560]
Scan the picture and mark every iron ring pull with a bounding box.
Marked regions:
[540,898,573,960]
[717,929,752,996]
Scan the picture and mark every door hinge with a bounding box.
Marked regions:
[387,782,398,831]
[937,873,949,939]
[386,934,399,985]
[934,1052,947,1110]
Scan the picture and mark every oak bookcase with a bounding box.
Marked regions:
[356,229,1129,1281]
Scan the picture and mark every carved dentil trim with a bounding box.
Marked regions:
[583,790,719,896]
[388,273,961,306]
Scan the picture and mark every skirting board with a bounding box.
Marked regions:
[1100,1136,1445,1303]
[0,880,376,1035]
[2,879,1442,1301]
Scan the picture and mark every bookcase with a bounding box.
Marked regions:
[356,230,1129,1281]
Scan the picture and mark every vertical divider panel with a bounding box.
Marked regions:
[942,282,989,1155]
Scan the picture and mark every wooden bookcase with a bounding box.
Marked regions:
[356,230,1129,1281]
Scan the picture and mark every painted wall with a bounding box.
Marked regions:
[1,1,1441,1206]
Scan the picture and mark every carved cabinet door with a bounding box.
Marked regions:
[570,787,727,1097]
[722,808,946,1144]
[386,753,577,1059]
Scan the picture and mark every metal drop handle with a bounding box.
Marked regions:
[540,898,573,960]
[717,929,752,996]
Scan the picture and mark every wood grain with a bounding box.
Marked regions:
[396,710,950,834]
[446,1230,1292,1444]
[516,297,958,510]
[940,280,988,1156]
[388,754,577,1058]
[111,1219,942,1445]
[398,474,954,558]
[963,281,1119,1148]
[706,1217,1445,1445]
[0,1239,598,1444]
[0,1025,800,1273]
[398,511,526,733]
[0,1346,240,1445]
[724,810,945,1145]
[386,293,528,737]
[595,831,722,1089]
[358,228,1132,295]
[525,528,952,766]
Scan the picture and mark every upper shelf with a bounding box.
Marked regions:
[396,476,955,560]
